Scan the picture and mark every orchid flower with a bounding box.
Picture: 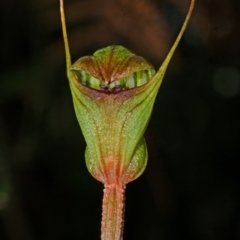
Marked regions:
[59,0,195,239]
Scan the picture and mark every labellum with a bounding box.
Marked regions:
[59,0,195,239]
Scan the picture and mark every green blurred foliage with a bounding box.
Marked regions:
[0,0,240,239]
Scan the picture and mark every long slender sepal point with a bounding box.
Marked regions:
[158,0,195,74]
[60,0,72,77]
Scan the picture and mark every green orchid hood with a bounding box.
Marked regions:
[60,0,195,185]
[69,45,158,184]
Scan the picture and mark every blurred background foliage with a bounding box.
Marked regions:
[0,0,240,239]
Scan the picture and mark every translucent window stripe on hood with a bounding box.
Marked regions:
[73,69,156,91]
[73,70,102,90]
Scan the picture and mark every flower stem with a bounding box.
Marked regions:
[101,183,126,240]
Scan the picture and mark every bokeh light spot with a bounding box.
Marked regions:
[213,67,240,97]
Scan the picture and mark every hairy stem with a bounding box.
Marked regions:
[101,184,126,240]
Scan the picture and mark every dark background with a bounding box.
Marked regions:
[0,0,240,239]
